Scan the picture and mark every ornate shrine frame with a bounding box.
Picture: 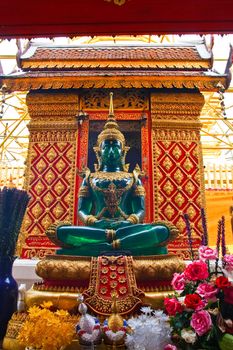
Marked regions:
[75,110,152,224]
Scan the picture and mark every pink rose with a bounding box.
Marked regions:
[196,283,218,301]
[190,310,212,336]
[171,273,186,292]
[223,255,233,271]
[164,297,183,316]
[184,261,209,281]
[164,345,177,350]
[198,246,218,262]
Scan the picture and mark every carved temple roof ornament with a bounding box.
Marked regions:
[0,42,230,91]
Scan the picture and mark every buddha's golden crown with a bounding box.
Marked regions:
[96,92,125,147]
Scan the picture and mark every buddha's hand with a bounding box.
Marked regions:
[108,220,132,229]
[92,219,115,229]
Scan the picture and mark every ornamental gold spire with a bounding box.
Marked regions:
[109,91,114,117]
[96,92,125,147]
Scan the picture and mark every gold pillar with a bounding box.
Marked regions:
[19,91,79,258]
[150,91,205,259]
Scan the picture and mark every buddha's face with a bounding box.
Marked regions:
[99,139,123,165]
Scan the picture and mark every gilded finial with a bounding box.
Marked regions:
[109,92,114,117]
[107,291,124,332]
[95,92,126,148]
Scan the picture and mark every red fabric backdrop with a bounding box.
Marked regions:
[1,0,233,38]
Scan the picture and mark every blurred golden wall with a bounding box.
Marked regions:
[205,190,233,253]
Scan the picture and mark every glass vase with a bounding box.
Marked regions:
[0,255,18,340]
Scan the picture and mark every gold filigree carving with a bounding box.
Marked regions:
[54,180,66,195]
[42,192,54,206]
[183,158,194,172]
[163,181,174,195]
[151,91,204,257]
[186,205,197,220]
[31,203,43,219]
[55,159,66,173]
[150,92,205,122]
[41,214,53,229]
[52,203,65,219]
[21,60,211,70]
[30,130,77,142]
[153,129,200,141]
[157,193,165,206]
[156,168,163,182]
[46,147,57,161]
[174,193,185,207]
[27,92,79,117]
[185,181,195,195]
[2,75,227,91]
[91,171,133,181]
[162,156,173,171]
[35,159,47,173]
[80,89,149,110]
[173,169,184,184]
[164,205,175,220]
[175,217,187,232]
[4,312,28,340]
[172,145,182,159]
[34,180,45,195]
[44,169,56,184]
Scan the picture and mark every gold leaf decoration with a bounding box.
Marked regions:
[52,203,65,219]
[173,169,184,184]
[55,159,67,173]
[174,193,185,207]
[31,203,43,219]
[172,145,182,160]
[41,214,53,230]
[54,180,66,195]
[157,193,164,206]
[36,159,47,173]
[156,168,163,182]
[42,192,55,206]
[39,142,49,151]
[164,204,175,220]
[185,181,195,195]
[163,180,174,195]
[46,147,57,162]
[44,169,56,185]
[162,141,172,149]
[183,158,193,171]
[162,156,173,171]
[34,180,45,195]
[176,217,186,232]
[187,205,197,220]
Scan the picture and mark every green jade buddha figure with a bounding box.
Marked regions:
[47,93,177,256]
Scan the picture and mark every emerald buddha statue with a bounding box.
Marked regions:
[47,93,178,256]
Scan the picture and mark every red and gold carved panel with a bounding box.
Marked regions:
[21,136,77,258]
[19,92,78,258]
[151,92,205,259]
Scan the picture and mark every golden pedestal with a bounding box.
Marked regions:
[26,254,184,310]
[3,254,184,350]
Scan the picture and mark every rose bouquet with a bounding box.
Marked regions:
[164,245,233,350]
